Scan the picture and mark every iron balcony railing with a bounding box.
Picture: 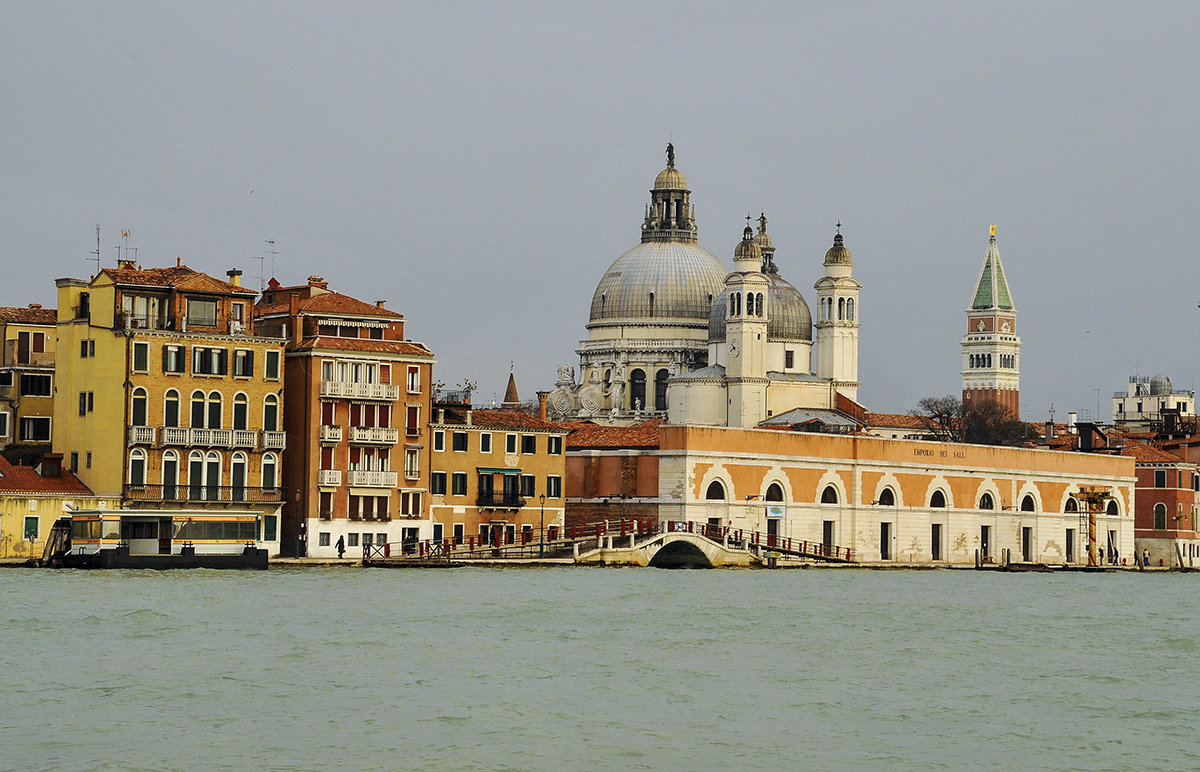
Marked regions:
[476,492,526,508]
[123,484,284,503]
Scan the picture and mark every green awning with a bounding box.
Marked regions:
[477,467,521,475]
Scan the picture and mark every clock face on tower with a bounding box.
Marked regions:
[729,340,740,358]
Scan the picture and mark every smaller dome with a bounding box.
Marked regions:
[754,231,774,251]
[1150,373,1173,395]
[733,226,762,264]
[824,231,852,266]
[654,166,688,191]
[709,272,812,343]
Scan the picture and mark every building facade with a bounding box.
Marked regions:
[53,259,286,554]
[0,305,58,456]
[1123,439,1199,567]
[1112,374,1195,434]
[0,453,118,559]
[961,226,1021,417]
[428,406,568,548]
[254,276,434,557]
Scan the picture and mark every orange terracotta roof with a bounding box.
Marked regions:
[103,265,255,295]
[865,412,929,429]
[0,457,94,495]
[439,408,569,432]
[566,419,663,449]
[290,336,433,357]
[0,306,56,325]
[255,291,403,320]
[1121,440,1192,465]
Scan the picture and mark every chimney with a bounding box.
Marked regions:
[1067,411,1078,434]
[177,256,182,267]
[307,275,329,293]
[289,292,301,345]
[465,410,472,426]
[28,303,42,309]
[227,269,242,287]
[39,453,62,477]
[536,390,549,421]
[375,300,386,309]
[1044,421,1053,443]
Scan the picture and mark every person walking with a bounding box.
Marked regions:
[336,535,346,559]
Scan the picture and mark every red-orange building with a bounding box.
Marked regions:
[255,276,434,557]
[1122,439,1199,566]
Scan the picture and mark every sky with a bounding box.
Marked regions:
[3,1,1199,419]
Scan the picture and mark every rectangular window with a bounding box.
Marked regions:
[192,347,227,376]
[69,451,78,472]
[347,532,359,547]
[162,344,185,374]
[404,449,419,479]
[233,349,254,377]
[86,452,92,468]
[263,515,277,542]
[24,516,38,541]
[319,532,331,547]
[480,433,492,453]
[451,472,468,496]
[433,430,445,451]
[407,366,420,393]
[452,432,468,452]
[520,474,535,497]
[19,374,51,397]
[80,339,96,358]
[784,350,795,369]
[401,491,421,516]
[547,436,562,455]
[406,405,420,436]
[19,417,50,442]
[361,533,372,546]
[0,412,8,437]
[1154,470,1167,488]
[132,342,149,373]
[431,472,447,495]
[78,391,94,416]
[186,298,218,327]
[265,350,281,380]
[506,433,517,454]
[0,372,11,387]
[547,475,562,498]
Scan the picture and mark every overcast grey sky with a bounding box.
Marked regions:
[4,1,1198,418]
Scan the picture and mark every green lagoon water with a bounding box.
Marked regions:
[2,567,1198,771]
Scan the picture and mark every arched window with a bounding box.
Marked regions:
[264,394,279,432]
[162,450,179,500]
[1154,503,1167,530]
[648,291,655,317]
[838,297,845,320]
[629,369,646,411]
[1021,495,1036,512]
[207,391,222,430]
[729,294,735,318]
[705,480,725,500]
[233,393,249,431]
[654,369,669,412]
[164,389,180,428]
[846,298,854,321]
[765,483,784,502]
[231,452,247,501]
[204,451,221,501]
[1106,500,1119,518]
[745,293,754,316]
[131,387,148,427]
[1064,497,1078,513]
[190,390,206,428]
[877,488,895,506]
[821,486,839,504]
[978,492,993,510]
[930,490,947,508]
[262,453,278,490]
[756,293,765,317]
[188,451,204,500]
[129,449,146,486]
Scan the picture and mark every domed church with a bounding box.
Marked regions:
[547,146,862,427]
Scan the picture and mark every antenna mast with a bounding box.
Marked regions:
[89,224,101,276]
[265,239,278,283]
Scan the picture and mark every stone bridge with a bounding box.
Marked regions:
[576,530,760,568]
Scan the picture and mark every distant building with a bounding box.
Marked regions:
[255,276,434,557]
[1122,439,1200,567]
[54,259,286,555]
[961,227,1020,418]
[1112,374,1195,434]
[0,453,116,559]
[0,304,57,456]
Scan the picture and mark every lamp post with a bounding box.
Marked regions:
[539,494,546,558]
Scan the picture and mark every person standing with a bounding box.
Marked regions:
[336,534,346,559]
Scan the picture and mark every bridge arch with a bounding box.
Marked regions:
[648,538,715,569]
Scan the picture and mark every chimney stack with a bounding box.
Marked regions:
[536,390,550,421]
[375,300,386,309]
[227,269,242,287]
[289,292,301,345]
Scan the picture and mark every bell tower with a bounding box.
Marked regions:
[961,225,1020,418]
[725,224,770,427]
[813,225,860,402]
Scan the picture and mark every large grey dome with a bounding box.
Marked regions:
[1150,373,1172,395]
[589,241,727,324]
[708,272,812,343]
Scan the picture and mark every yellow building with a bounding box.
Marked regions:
[0,304,58,457]
[429,404,569,548]
[0,453,118,560]
[54,259,287,552]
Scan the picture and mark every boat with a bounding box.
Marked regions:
[1004,562,1054,573]
[43,510,269,570]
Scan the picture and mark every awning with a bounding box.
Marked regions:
[477,467,521,475]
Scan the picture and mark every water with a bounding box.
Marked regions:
[2,567,1198,771]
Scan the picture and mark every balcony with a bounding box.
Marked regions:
[123,484,284,503]
[261,431,286,450]
[232,429,259,448]
[189,428,234,447]
[127,426,157,445]
[476,492,526,509]
[319,380,401,401]
[346,470,398,488]
[319,425,343,443]
[348,426,400,444]
[318,469,342,487]
[161,427,189,445]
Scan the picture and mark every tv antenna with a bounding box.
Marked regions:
[88,224,101,276]
[265,239,278,281]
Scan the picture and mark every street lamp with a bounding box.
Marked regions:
[539,494,546,558]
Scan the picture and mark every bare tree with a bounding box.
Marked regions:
[912,395,1031,446]
[912,395,965,441]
